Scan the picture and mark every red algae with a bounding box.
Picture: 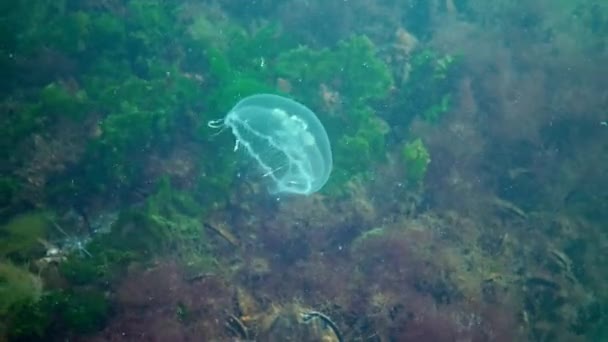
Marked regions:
[89,261,232,341]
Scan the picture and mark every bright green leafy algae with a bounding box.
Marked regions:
[401,138,431,187]
[389,49,460,128]
[274,35,393,192]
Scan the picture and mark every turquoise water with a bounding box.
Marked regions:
[1,1,606,341]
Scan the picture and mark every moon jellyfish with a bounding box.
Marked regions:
[208,94,332,195]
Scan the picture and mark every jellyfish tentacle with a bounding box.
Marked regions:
[207,118,225,129]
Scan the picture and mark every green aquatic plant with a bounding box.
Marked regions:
[7,289,109,339]
[86,12,126,52]
[192,139,238,208]
[0,261,42,317]
[5,1,394,203]
[390,49,459,127]
[37,82,91,120]
[402,138,431,186]
[75,69,203,197]
[58,177,207,286]
[60,177,214,287]
[200,24,293,114]
[59,290,109,333]
[423,93,452,122]
[432,54,457,80]
[275,35,392,113]
[0,176,20,217]
[0,211,50,261]
[5,2,393,205]
[5,297,51,340]
[275,35,393,191]
[1,1,206,203]
[142,178,215,272]
[1,80,91,166]
[125,0,179,55]
[330,114,389,188]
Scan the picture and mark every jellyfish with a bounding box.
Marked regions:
[208,94,332,195]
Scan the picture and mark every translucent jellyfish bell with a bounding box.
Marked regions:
[208,94,332,195]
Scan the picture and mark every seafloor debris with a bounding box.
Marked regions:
[204,221,240,247]
[227,286,342,341]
